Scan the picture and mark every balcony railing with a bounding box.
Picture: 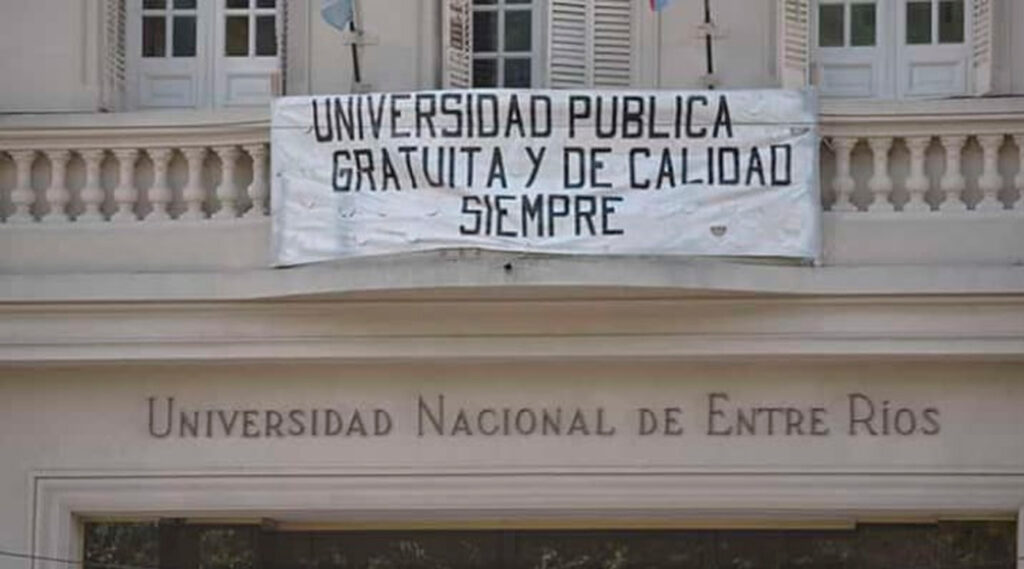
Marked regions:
[0,99,1022,273]
[0,110,269,224]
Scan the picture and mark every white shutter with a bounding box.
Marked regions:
[547,0,633,88]
[101,0,126,111]
[971,0,994,95]
[777,0,810,89]
[592,0,633,86]
[442,0,473,88]
[548,0,588,87]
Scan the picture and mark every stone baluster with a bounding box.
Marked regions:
[1014,135,1024,211]
[243,143,268,218]
[74,149,107,221]
[866,137,894,212]
[976,135,1005,212]
[939,136,968,212]
[146,148,174,221]
[213,145,241,219]
[903,137,932,212]
[8,150,38,223]
[111,149,140,222]
[180,147,208,220]
[43,150,71,223]
[830,137,857,212]
[78,149,107,222]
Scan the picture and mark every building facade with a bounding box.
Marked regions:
[2,0,1024,567]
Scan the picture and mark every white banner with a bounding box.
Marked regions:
[271,89,820,266]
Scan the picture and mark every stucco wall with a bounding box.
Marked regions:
[0,0,101,111]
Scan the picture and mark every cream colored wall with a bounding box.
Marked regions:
[0,0,101,111]
[0,0,1020,106]
[655,0,775,89]
[306,0,439,94]
[1011,0,1024,94]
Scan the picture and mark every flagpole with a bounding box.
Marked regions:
[703,0,714,87]
[350,0,362,85]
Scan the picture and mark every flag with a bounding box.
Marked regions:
[321,0,354,31]
[650,0,673,10]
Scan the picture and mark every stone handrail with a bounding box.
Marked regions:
[819,98,1024,213]
[0,110,269,223]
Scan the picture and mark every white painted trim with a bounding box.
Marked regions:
[30,470,1024,568]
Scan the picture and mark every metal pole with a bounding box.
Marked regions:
[350,0,362,84]
[704,0,714,86]
[349,20,362,84]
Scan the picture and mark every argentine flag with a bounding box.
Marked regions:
[650,0,674,10]
[321,0,354,31]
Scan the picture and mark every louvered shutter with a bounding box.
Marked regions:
[442,0,473,88]
[776,0,810,89]
[592,0,633,86]
[971,0,994,95]
[548,0,588,87]
[101,0,126,111]
[547,0,633,88]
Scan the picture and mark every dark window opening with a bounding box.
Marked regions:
[84,520,1017,569]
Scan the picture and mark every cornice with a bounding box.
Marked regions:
[2,296,1022,364]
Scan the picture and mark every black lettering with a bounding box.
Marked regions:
[486,147,507,189]
[771,144,792,186]
[574,195,598,236]
[622,96,644,138]
[414,93,437,138]
[477,94,499,137]
[495,195,516,237]
[630,148,651,189]
[460,196,482,235]
[595,96,618,139]
[713,95,734,137]
[563,148,585,189]
[568,95,591,138]
[718,147,740,185]
[531,95,552,137]
[440,93,463,137]
[590,148,612,189]
[332,150,352,192]
[524,146,546,188]
[312,99,333,142]
[601,196,624,235]
[686,95,708,138]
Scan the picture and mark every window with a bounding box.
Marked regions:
[124,0,283,109]
[443,0,637,89]
[471,0,542,88]
[810,0,979,98]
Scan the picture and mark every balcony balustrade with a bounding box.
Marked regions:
[0,99,1022,274]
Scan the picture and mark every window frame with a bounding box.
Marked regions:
[811,0,972,99]
[125,0,283,110]
[470,0,547,88]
